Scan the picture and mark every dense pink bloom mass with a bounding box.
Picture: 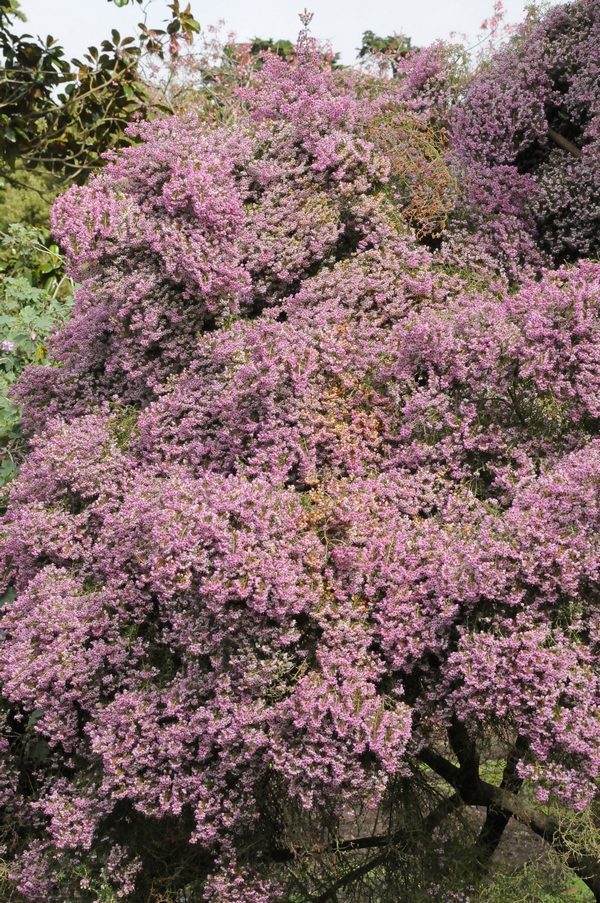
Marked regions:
[2,5,600,900]
[453,0,600,271]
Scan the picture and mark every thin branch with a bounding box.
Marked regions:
[308,794,464,903]
[311,850,389,903]
[548,127,583,160]
[0,172,55,200]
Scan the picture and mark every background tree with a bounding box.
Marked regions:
[0,0,199,189]
[357,29,414,77]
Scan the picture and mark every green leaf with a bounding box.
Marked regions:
[186,18,201,34]
[26,708,43,730]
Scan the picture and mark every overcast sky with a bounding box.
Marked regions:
[19,0,560,65]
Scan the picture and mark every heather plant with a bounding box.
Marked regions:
[1,6,600,903]
[140,18,339,130]
[450,0,600,271]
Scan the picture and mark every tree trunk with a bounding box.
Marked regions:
[418,741,600,900]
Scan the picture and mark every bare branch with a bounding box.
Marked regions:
[548,127,583,159]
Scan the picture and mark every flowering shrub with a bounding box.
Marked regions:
[1,6,600,902]
[451,0,600,271]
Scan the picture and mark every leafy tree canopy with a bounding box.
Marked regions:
[357,29,415,76]
[0,0,200,186]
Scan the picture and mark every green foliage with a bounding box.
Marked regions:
[0,223,73,497]
[0,0,200,186]
[249,37,296,61]
[476,863,594,902]
[0,164,58,229]
[358,30,415,75]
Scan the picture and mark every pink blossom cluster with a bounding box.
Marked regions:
[451,0,600,271]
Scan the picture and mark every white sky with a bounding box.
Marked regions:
[19,0,560,65]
